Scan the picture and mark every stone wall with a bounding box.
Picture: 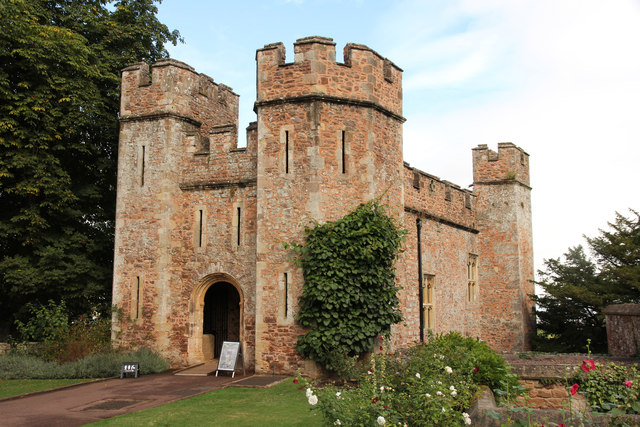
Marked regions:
[604,304,640,357]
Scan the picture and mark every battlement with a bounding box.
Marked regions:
[472,143,530,187]
[256,36,403,119]
[120,59,239,134]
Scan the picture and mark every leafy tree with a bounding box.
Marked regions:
[292,201,405,372]
[0,0,180,335]
[533,209,640,353]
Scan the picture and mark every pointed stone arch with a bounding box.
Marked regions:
[187,273,244,365]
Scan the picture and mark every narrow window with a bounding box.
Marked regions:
[133,276,141,320]
[424,274,435,330]
[341,131,346,174]
[468,254,478,303]
[140,145,146,186]
[285,130,289,174]
[198,209,203,248]
[284,272,289,319]
[236,207,241,246]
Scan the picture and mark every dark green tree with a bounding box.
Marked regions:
[292,201,405,372]
[532,210,640,353]
[0,0,180,334]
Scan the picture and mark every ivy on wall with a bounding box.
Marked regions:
[289,201,405,372]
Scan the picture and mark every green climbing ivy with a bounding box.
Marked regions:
[289,201,405,372]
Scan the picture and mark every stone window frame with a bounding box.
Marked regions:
[337,129,350,176]
[280,126,294,176]
[279,267,294,324]
[467,254,478,304]
[231,200,245,249]
[137,144,146,187]
[424,274,435,331]
[194,205,207,251]
[131,275,144,323]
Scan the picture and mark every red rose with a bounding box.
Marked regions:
[293,378,299,384]
[379,346,383,351]
[372,397,379,403]
[384,405,389,409]
[473,366,480,373]
[570,384,579,395]
[624,380,632,387]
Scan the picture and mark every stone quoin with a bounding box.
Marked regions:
[111,36,535,374]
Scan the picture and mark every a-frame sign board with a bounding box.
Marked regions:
[216,341,243,378]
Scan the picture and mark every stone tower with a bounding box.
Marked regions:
[253,36,404,373]
[473,143,535,350]
[112,58,258,366]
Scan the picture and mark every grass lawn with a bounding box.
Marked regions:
[0,378,96,399]
[90,378,323,426]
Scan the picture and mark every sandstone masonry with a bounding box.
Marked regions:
[112,36,535,373]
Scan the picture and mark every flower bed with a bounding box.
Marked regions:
[296,332,518,426]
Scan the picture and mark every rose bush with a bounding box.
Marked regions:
[572,359,640,416]
[297,332,519,426]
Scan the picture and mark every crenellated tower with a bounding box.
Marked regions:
[253,36,405,373]
[113,59,258,367]
[472,143,535,351]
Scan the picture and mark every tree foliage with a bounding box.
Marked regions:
[0,0,180,333]
[292,201,405,372]
[532,209,640,353]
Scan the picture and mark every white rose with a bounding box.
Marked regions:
[306,388,313,398]
[308,394,318,405]
[425,393,431,398]
[451,390,457,397]
[463,413,472,425]
[377,416,386,425]
[445,366,453,374]
[334,420,341,426]
[336,391,341,397]
[415,373,421,379]
[449,385,456,391]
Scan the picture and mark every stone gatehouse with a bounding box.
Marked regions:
[111,36,534,374]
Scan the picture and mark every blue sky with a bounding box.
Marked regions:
[156,0,640,272]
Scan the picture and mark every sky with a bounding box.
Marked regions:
[156,0,640,274]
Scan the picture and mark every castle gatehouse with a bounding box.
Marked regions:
[111,36,534,373]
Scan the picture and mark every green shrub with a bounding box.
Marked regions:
[15,300,69,343]
[425,332,519,392]
[13,300,111,362]
[0,348,169,379]
[299,332,514,426]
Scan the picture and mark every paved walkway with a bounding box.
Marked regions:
[0,371,248,427]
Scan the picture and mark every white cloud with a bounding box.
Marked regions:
[389,0,640,269]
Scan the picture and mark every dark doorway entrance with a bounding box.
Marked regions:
[203,282,240,358]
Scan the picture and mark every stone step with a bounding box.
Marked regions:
[174,360,219,376]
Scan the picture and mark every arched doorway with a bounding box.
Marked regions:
[202,282,240,359]
[188,274,244,365]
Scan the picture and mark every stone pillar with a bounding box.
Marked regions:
[604,304,640,357]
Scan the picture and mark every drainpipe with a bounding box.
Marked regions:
[417,218,424,342]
